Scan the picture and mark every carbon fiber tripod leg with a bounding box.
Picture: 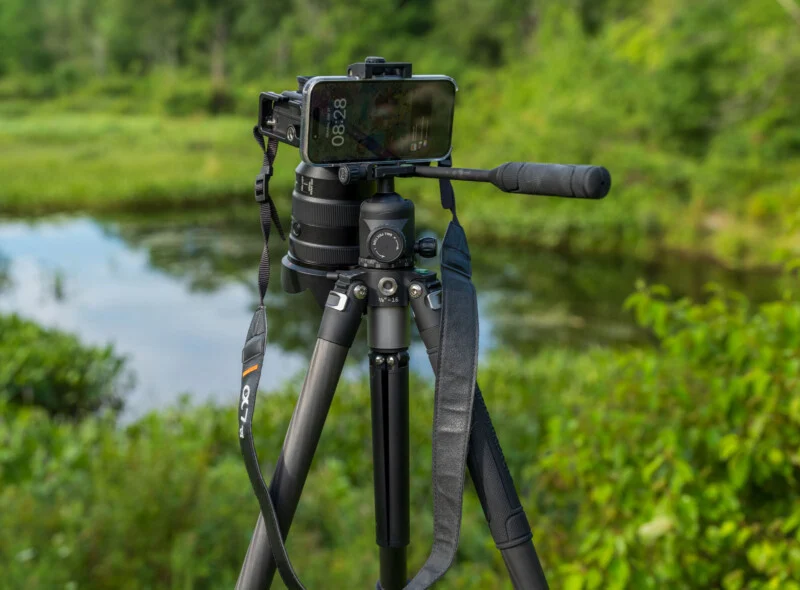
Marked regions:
[236,281,365,590]
[411,286,549,590]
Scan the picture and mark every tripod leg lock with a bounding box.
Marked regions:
[318,280,367,345]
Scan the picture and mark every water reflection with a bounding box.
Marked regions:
[109,207,328,355]
[0,250,10,292]
[467,245,781,351]
[0,211,783,417]
[0,217,307,419]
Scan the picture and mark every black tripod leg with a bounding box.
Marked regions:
[468,390,548,588]
[236,282,365,590]
[411,286,549,589]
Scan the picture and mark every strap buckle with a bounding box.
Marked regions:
[254,166,273,203]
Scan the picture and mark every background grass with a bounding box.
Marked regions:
[0,114,258,214]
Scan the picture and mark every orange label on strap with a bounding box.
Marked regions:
[242,364,259,377]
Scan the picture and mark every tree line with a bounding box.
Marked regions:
[0,0,641,84]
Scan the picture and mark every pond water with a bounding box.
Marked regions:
[0,209,783,419]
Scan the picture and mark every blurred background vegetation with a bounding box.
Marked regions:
[1,0,800,588]
[2,0,800,264]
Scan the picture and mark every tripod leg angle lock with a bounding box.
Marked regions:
[236,57,611,590]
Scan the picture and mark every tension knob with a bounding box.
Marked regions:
[414,237,438,258]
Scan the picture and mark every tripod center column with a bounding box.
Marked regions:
[368,307,411,590]
[360,176,417,589]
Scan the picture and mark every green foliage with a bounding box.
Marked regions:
[2,278,799,587]
[0,314,127,417]
[520,281,800,588]
[3,1,800,265]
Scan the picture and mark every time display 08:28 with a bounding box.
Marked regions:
[330,98,347,147]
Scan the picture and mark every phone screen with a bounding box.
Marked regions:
[304,78,456,165]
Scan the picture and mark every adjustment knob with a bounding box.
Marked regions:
[339,164,365,185]
[369,228,406,263]
[415,237,438,258]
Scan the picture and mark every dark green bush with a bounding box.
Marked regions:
[1,279,799,588]
[0,314,128,417]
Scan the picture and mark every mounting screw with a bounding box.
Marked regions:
[409,283,424,299]
[378,277,398,296]
[375,355,385,366]
[353,284,368,299]
[387,355,396,368]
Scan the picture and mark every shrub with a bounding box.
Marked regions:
[0,314,129,417]
[519,282,800,588]
[1,280,799,588]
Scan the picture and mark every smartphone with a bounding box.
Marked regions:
[300,76,457,166]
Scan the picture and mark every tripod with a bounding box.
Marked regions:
[236,156,610,588]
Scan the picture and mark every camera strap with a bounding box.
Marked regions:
[238,130,306,589]
[401,159,479,589]
[252,128,286,300]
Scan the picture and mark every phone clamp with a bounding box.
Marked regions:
[337,163,416,185]
[347,56,412,79]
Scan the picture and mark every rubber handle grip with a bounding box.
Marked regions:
[489,162,611,199]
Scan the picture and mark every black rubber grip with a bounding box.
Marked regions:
[489,162,611,199]
[468,387,549,589]
[468,387,533,549]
